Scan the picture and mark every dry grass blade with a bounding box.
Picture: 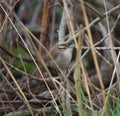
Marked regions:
[0,57,34,116]
[79,0,108,115]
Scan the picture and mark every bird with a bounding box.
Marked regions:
[41,43,74,72]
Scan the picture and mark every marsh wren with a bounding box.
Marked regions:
[42,44,74,71]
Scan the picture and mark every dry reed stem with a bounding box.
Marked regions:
[79,0,108,115]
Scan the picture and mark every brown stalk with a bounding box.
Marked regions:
[39,0,51,54]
